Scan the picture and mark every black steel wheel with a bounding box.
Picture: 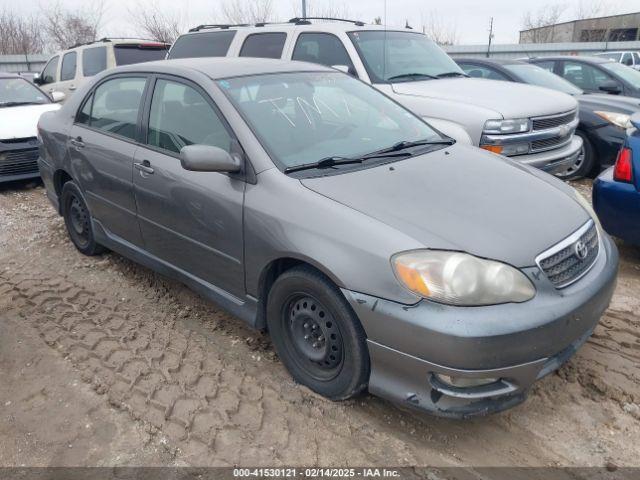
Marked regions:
[61,181,105,256]
[283,294,344,381]
[267,266,369,400]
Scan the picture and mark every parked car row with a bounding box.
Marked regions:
[1,16,635,419]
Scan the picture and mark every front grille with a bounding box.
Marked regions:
[537,221,599,288]
[0,148,39,177]
[532,111,577,131]
[530,135,571,152]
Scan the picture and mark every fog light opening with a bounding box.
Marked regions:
[435,374,499,388]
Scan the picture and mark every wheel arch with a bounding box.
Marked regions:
[53,169,74,213]
[254,255,344,331]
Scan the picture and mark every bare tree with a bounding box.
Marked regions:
[573,0,620,20]
[421,11,458,46]
[0,9,45,54]
[520,3,567,43]
[373,16,382,25]
[41,0,104,50]
[217,0,273,24]
[130,0,183,43]
[289,0,352,19]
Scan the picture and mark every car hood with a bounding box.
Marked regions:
[300,144,589,267]
[391,77,577,119]
[0,103,60,140]
[577,93,640,114]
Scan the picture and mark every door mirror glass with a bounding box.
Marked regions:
[180,144,240,173]
[599,79,622,94]
[51,91,66,102]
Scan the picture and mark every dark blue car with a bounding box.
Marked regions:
[593,114,640,245]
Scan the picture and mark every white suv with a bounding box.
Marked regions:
[167,18,583,175]
[35,38,170,100]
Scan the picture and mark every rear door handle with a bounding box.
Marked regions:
[69,85,76,91]
[134,160,154,175]
[69,137,84,148]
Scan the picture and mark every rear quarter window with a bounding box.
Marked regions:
[82,46,107,76]
[240,32,287,59]
[114,45,169,66]
[168,31,237,59]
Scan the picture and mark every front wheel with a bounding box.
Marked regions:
[266,266,370,400]
[61,181,106,256]
[556,131,595,180]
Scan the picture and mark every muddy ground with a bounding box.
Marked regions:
[0,179,639,468]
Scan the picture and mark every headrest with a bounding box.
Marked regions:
[182,87,204,105]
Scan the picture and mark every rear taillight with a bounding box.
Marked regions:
[613,147,633,183]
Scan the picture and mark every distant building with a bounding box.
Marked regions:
[520,12,640,44]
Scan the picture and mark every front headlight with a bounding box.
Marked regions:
[594,111,632,129]
[391,250,536,306]
[483,118,530,134]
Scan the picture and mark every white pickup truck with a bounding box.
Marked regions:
[167,18,583,175]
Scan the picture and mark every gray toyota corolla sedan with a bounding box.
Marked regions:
[37,58,618,418]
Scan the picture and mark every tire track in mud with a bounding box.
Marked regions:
[0,270,447,466]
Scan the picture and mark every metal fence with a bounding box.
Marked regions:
[0,54,48,73]
[443,40,640,59]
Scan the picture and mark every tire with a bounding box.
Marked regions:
[266,266,370,400]
[556,130,596,181]
[61,181,106,256]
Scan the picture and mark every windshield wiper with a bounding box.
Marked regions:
[0,101,40,108]
[436,71,469,78]
[387,73,438,82]
[368,138,455,156]
[284,156,364,173]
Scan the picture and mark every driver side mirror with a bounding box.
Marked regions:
[180,144,241,173]
[599,80,622,94]
[33,76,43,85]
[51,91,66,103]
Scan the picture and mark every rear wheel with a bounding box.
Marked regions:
[266,266,369,400]
[556,130,595,180]
[61,182,105,256]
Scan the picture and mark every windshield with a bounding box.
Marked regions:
[602,62,640,89]
[504,63,583,95]
[0,77,50,106]
[219,71,441,170]
[348,31,464,83]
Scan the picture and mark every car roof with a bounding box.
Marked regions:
[530,55,613,64]
[114,56,335,79]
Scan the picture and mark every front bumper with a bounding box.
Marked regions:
[515,136,584,174]
[343,233,618,418]
[0,138,41,183]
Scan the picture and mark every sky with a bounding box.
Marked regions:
[8,0,640,44]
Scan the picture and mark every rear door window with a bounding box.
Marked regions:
[240,32,286,59]
[40,56,59,85]
[60,52,77,81]
[292,33,355,71]
[168,31,237,59]
[82,46,107,76]
[114,44,169,66]
[83,77,147,140]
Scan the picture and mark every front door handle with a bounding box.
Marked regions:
[134,160,154,175]
[69,136,84,148]
[69,84,76,91]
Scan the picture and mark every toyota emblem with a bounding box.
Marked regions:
[574,240,589,260]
